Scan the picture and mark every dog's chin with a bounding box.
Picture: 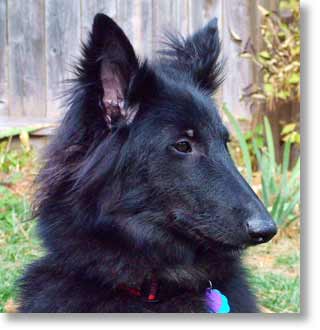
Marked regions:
[190,229,247,255]
[199,239,245,257]
[185,231,245,258]
[167,215,247,257]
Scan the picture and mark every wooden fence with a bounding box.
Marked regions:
[0,0,270,131]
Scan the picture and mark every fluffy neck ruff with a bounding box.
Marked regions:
[42,225,241,296]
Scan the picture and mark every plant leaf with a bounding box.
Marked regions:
[223,104,253,184]
[288,72,300,84]
[229,27,242,42]
[240,52,253,59]
[281,123,296,135]
[264,83,273,94]
[257,4,270,17]
[259,51,271,60]
[264,117,276,175]
[252,93,267,100]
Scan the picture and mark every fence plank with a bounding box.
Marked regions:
[131,0,153,58]
[221,0,254,119]
[152,0,179,56]
[81,0,117,42]
[203,0,222,25]
[188,0,204,33]
[46,0,81,119]
[0,0,8,117]
[176,0,189,36]
[116,0,152,59]
[116,0,135,45]
[8,0,46,118]
[202,0,223,110]
[136,0,153,59]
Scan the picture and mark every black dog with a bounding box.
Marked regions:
[18,14,277,313]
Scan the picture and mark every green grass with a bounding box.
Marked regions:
[0,143,42,312]
[275,253,299,270]
[0,186,42,312]
[245,243,300,313]
[248,270,300,313]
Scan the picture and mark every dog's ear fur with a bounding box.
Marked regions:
[127,61,161,107]
[160,18,223,94]
[75,13,139,130]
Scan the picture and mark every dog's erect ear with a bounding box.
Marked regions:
[161,18,223,94]
[78,13,139,129]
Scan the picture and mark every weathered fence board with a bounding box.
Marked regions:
[222,0,255,119]
[81,0,117,41]
[139,0,153,58]
[121,0,153,59]
[0,0,265,130]
[0,0,8,117]
[46,0,81,119]
[189,0,204,32]
[8,0,46,119]
[152,0,174,55]
[176,0,190,36]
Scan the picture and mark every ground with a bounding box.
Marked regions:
[0,146,300,313]
[244,222,300,313]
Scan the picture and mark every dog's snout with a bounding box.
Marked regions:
[245,216,278,244]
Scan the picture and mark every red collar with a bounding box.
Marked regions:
[117,273,159,302]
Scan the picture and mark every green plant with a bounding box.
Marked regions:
[281,122,300,144]
[223,105,300,227]
[0,138,34,175]
[275,253,299,270]
[241,0,300,106]
[223,105,253,184]
[0,140,41,312]
[0,186,41,312]
[248,270,300,313]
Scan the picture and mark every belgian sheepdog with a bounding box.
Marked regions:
[18,14,277,313]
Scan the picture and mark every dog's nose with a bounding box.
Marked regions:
[246,216,277,244]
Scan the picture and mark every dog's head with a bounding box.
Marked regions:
[39,14,277,272]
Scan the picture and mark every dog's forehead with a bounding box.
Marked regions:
[158,83,225,137]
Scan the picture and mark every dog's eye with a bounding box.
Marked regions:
[173,141,192,153]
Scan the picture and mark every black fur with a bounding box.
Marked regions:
[18,14,277,313]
